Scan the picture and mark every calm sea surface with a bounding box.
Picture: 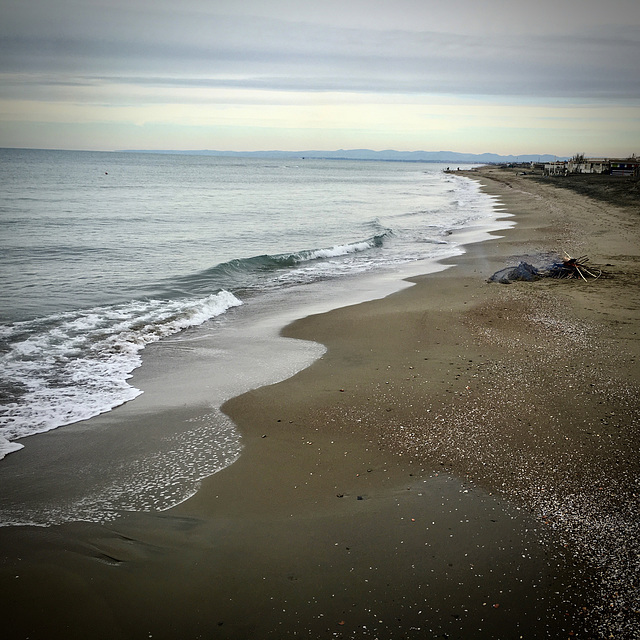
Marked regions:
[0,149,503,523]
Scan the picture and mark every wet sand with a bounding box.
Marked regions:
[1,167,638,639]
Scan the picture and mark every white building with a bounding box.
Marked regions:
[544,161,567,176]
[566,158,610,174]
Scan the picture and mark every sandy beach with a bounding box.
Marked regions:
[1,167,639,639]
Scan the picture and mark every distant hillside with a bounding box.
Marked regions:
[120,148,565,163]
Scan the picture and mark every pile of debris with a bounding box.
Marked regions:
[547,253,602,281]
[490,253,602,284]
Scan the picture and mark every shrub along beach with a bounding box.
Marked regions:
[1,166,638,639]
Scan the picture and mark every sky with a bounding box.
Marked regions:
[1,0,639,156]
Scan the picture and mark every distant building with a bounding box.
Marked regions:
[566,158,610,174]
[557,157,640,176]
[610,159,640,177]
[539,157,638,177]
[544,161,567,176]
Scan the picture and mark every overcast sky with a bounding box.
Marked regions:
[1,0,639,155]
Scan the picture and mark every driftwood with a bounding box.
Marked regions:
[545,252,602,281]
[489,253,602,284]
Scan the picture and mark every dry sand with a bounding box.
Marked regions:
[1,167,638,639]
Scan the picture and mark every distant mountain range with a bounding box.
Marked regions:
[120,148,566,163]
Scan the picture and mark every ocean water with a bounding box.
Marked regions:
[0,148,504,524]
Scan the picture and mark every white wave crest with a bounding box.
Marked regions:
[0,291,243,453]
[309,240,374,259]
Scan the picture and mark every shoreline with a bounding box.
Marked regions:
[212,165,639,636]
[0,170,505,523]
[1,167,638,638]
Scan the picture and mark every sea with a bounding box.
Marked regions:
[0,148,507,525]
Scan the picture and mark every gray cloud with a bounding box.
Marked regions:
[1,1,639,100]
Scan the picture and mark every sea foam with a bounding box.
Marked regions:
[0,290,242,458]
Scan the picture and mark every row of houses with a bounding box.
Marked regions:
[542,157,640,177]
